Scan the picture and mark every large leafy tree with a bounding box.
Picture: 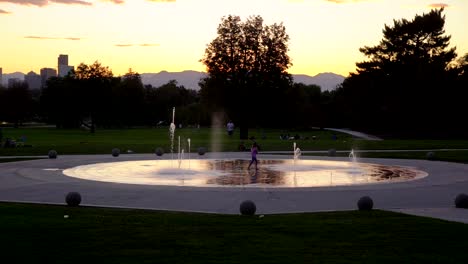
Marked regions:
[0,81,33,128]
[341,8,458,136]
[72,61,115,132]
[200,15,292,139]
[41,76,82,128]
[357,8,456,74]
[112,70,146,127]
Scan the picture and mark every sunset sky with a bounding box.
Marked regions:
[0,0,467,77]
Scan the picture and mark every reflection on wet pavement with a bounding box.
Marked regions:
[63,159,428,187]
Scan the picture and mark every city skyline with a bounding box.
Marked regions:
[0,0,467,77]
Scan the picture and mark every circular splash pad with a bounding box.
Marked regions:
[62,159,427,188]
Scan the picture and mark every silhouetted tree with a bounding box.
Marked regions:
[2,81,34,127]
[71,61,115,133]
[200,15,292,138]
[112,69,146,127]
[150,80,199,125]
[0,85,6,121]
[341,8,458,136]
[40,76,82,128]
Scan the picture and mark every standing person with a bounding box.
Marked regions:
[247,142,259,170]
[226,121,234,136]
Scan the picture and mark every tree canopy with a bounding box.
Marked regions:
[200,15,293,138]
[336,8,463,137]
[357,8,456,76]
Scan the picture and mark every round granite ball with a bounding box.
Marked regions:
[48,150,57,159]
[426,151,436,160]
[155,147,164,156]
[240,200,256,216]
[65,192,82,207]
[198,147,206,156]
[328,148,336,157]
[112,148,120,157]
[455,193,468,209]
[357,196,374,211]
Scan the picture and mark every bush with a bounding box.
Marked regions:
[65,192,82,207]
[328,149,336,157]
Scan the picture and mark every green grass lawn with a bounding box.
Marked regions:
[1,127,467,157]
[1,202,468,264]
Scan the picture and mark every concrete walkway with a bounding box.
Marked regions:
[1,153,468,224]
[325,128,383,140]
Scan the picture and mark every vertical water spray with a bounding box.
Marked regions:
[210,112,223,157]
[178,136,182,169]
[187,138,191,169]
[293,142,301,164]
[293,142,301,187]
[349,149,356,163]
[169,107,176,162]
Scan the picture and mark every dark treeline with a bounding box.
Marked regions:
[40,64,205,130]
[0,63,207,131]
[0,9,467,138]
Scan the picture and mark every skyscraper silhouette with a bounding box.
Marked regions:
[58,54,74,77]
[40,68,57,87]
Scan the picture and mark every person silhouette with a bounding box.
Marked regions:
[226,121,234,136]
[247,142,259,170]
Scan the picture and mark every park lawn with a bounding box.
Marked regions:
[1,202,468,264]
[1,127,467,156]
[0,127,353,155]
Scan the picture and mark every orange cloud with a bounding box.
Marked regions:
[428,3,449,8]
[0,9,11,14]
[25,36,82,40]
[0,0,92,6]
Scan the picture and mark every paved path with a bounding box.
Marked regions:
[325,128,383,140]
[1,153,467,223]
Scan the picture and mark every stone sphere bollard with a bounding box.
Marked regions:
[112,148,120,157]
[455,193,468,209]
[48,150,58,159]
[426,151,436,160]
[357,196,374,211]
[240,200,256,216]
[328,149,336,157]
[198,147,206,156]
[65,192,82,207]
[155,147,164,156]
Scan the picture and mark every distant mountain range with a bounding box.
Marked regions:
[141,71,345,91]
[1,72,25,86]
[2,70,345,91]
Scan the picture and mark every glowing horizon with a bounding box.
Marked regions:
[0,0,467,77]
